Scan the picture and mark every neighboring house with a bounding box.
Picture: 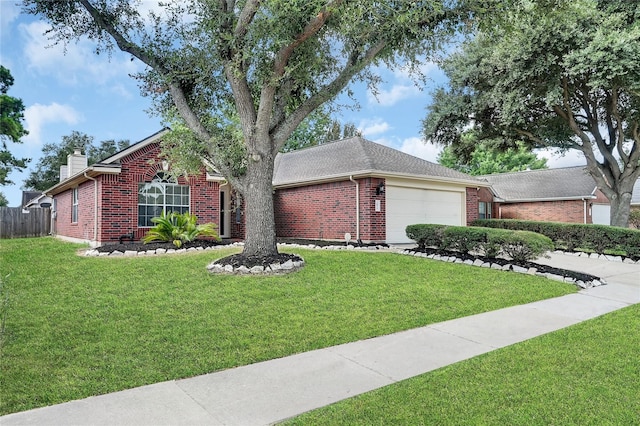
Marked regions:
[480,167,610,224]
[45,129,490,246]
[23,192,53,209]
[21,191,43,208]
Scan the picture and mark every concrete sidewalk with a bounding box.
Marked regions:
[2,253,638,426]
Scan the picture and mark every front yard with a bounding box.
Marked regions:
[0,237,574,415]
[286,304,640,425]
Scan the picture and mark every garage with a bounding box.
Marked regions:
[591,204,610,225]
[386,185,464,243]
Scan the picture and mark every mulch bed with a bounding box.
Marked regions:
[213,253,303,269]
[410,247,600,283]
[94,239,226,253]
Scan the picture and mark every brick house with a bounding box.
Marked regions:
[45,129,490,246]
[480,167,610,224]
[272,137,491,243]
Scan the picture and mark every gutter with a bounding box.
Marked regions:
[349,175,360,241]
[496,195,598,203]
[274,170,489,190]
[84,172,98,243]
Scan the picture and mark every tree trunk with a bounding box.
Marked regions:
[608,191,632,228]
[240,154,279,257]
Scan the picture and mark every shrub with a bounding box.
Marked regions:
[405,224,553,262]
[406,224,447,249]
[442,226,487,254]
[473,219,640,259]
[142,211,220,248]
[490,230,554,263]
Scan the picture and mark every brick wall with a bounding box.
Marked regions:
[54,180,96,241]
[465,188,480,225]
[496,190,610,224]
[274,177,386,242]
[498,200,588,223]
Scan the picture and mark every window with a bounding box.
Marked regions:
[479,202,492,220]
[71,188,78,223]
[138,173,190,227]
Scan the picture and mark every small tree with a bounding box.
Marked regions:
[437,131,547,175]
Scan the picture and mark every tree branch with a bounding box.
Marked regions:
[272,0,344,78]
[271,40,387,153]
[610,88,629,165]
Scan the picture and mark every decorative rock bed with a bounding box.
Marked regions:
[82,239,624,282]
[83,242,245,257]
[399,248,607,289]
[207,254,305,275]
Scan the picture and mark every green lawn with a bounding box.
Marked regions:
[0,237,574,415]
[285,304,640,425]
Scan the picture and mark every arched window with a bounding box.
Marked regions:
[137,172,190,227]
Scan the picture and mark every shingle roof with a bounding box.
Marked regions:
[273,136,482,186]
[480,166,598,202]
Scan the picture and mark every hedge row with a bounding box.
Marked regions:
[472,219,640,259]
[405,224,554,263]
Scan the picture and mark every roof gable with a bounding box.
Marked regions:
[273,137,482,186]
[100,128,170,165]
[481,166,598,201]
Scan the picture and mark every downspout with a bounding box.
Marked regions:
[583,198,588,224]
[349,176,360,240]
[84,172,98,243]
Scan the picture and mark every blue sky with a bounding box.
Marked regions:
[0,1,585,207]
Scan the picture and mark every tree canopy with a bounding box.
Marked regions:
[0,65,30,187]
[437,132,547,175]
[23,131,130,191]
[26,0,473,257]
[423,0,640,227]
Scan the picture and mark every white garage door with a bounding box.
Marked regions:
[386,186,463,243]
[592,204,610,225]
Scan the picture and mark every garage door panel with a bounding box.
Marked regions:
[591,204,610,225]
[386,186,463,243]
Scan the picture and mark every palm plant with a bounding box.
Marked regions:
[142,211,219,248]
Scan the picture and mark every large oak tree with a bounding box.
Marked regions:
[25,0,471,258]
[423,0,640,227]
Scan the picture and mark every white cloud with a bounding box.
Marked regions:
[398,137,442,163]
[358,118,391,137]
[367,84,417,107]
[535,148,587,169]
[24,103,82,147]
[0,2,20,37]
[20,21,141,93]
[366,59,438,107]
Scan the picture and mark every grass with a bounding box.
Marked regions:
[285,304,640,425]
[0,237,575,415]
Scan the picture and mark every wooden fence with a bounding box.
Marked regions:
[0,207,51,239]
